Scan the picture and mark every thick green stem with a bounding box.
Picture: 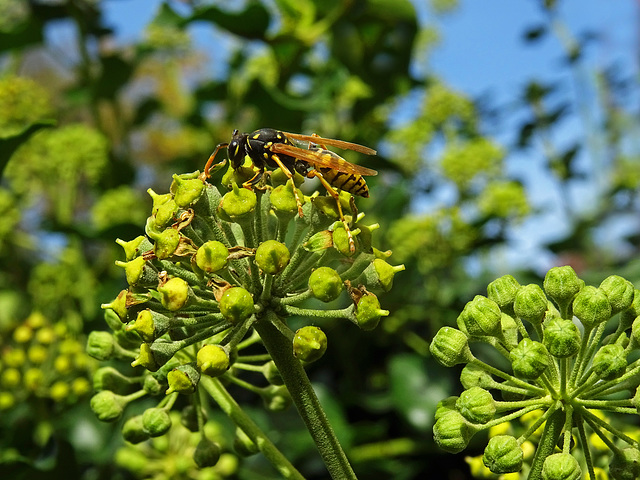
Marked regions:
[254,312,358,480]
[199,375,304,480]
[528,405,565,480]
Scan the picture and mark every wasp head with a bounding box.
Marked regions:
[228,129,248,170]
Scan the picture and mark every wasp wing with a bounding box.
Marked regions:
[282,132,377,156]
[270,143,378,176]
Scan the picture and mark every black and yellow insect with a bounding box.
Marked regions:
[203,128,377,252]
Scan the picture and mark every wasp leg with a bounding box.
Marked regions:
[307,169,356,253]
[267,153,305,217]
[203,142,229,178]
[243,168,265,187]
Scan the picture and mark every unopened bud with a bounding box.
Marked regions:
[166,363,200,394]
[219,287,254,324]
[86,331,116,361]
[122,415,150,444]
[457,295,502,338]
[543,318,580,358]
[487,274,521,313]
[430,327,472,367]
[195,241,229,273]
[194,437,221,468]
[158,277,190,311]
[197,344,230,377]
[592,344,627,380]
[456,387,496,424]
[541,452,581,480]
[270,181,304,219]
[142,407,172,437]
[573,286,612,329]
[610,447,640,480]
[599,275,635,315]
[90,390,127,422]
[514,284,548,325]
[482,435,523,474]
[219,184,256,220]
[172,173,205,207]
[510,338,550,379]
[433,410,477,454]
[355,293,388,330]
[309,267,343,302]
[543,266,582,313]
[255,240,290,275]
[293,326,328,363]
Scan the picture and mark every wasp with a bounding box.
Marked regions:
[203,128,377,252]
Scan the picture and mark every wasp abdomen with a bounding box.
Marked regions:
[316,167,369,198]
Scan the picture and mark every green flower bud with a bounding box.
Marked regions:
[359,258,405,292]
[355,293,389,330]
[158,277,190,311]
[195,241,229,273]
[460,364,495,389]
[122,415,150,444]
[172,174,205,207]
[221,163,255,190]
[514,284,548,325]
[101,289,128,321]
[304,230,334,252]
[293,326,328,363]
[510,338,550,379]
[434,396,458,421]
[148,188,172,213]
[600,275,635,315]
[143,374,162,395]
[592,344,627,380]
[456,386,496,424]
[255,240,290,275]
[433,410,477,454]
[93,366,135,393]
[116,235,153,261]
[261,384,292,411]
[430,327,473,367]
[621,290,640,330]
[457,295,502,338]
[142,407,172,437]
[86,331,116,360]
[197,344,230,377]
[487,274,521,313]
[180,404,203,432]
[543,266,582,312]
[270,181,304,219]
[332,223,356,256]
[166,363,200,395]
[573,286,612,329]
[262,361,284,386]
[131,343,159,372]
[234,427,259,456]
[219,287,254,324]
[154,198,179,227]
[219,184,256,220]
[309,266,343,302]
[115,256,158,287]
[127,309,171,343]
[90,390,127,422]
[151,228,181,260]
[610,447,640,480]
[482,435,523,474]
[194,437,221,468]
[543,318,581,358]
[541,453,581,480]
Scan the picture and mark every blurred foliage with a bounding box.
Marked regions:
[0,0,638,479]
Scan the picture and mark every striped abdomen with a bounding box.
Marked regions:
[316,167,369,197]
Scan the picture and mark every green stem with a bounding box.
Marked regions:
[200,376,305,480]
[528,405,564,480]
[255,311,358,480]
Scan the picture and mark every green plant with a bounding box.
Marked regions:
[430,267,640,479]
[93,159,402,478]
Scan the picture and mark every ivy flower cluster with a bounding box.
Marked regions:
[92,162,402,472]
[0,311,93,411]
[430,266,640,480]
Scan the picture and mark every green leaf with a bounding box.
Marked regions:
[0,120,55,180]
